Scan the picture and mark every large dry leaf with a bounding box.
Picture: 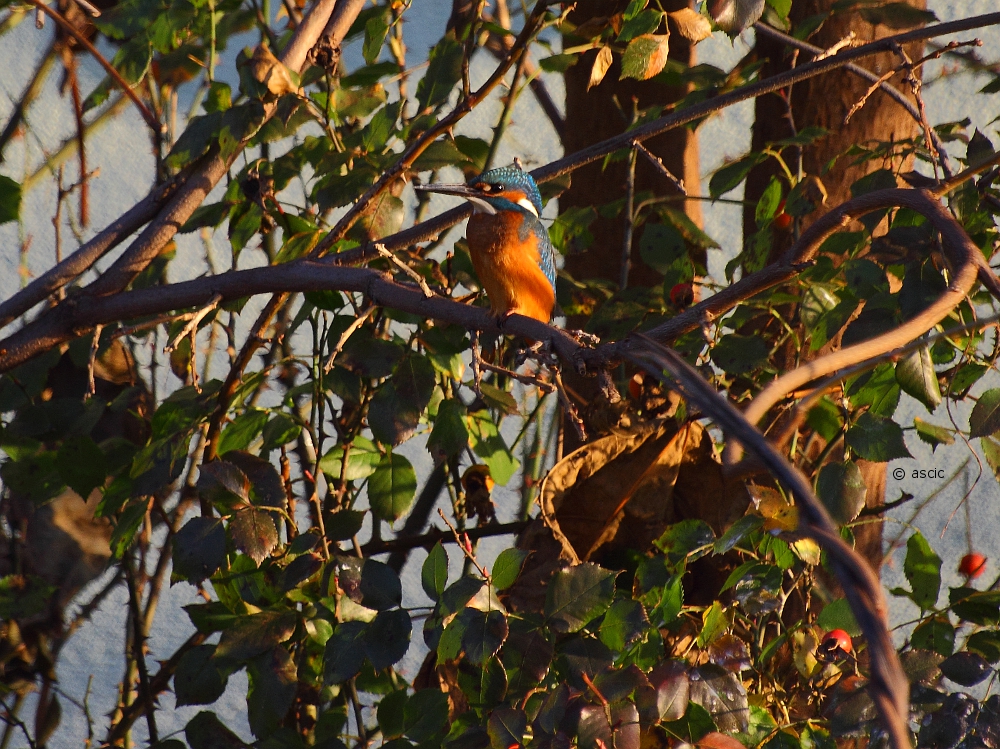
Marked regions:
[540,420,688,563]
[588,46,613,90]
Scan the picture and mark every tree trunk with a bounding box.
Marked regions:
[743,0,928,569]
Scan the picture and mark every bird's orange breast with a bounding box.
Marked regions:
[467,212,555,324]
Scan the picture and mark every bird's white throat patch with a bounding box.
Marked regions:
[516,197,538,217]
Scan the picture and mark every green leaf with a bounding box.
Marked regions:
[903,531,942,611]
[816,598,861,638]
[369,357,436,446]
[247,646,298,738]
[639,222,686,275]
[468,410,519,486]
[363,13,390,64]
[846,364,900,418]
[0,175,21,224]
[461,609,508,665]
[377,689,408,739]
[184,711,248,749]
[620,34,670,81]
[218,408,269,456]
[364,608,412,670]
[816,461,867,525]
[487,707,527,749]
[0,574,56,620]
[914,418,954,451]
[654,519,716,567]
[57,435,107,500]
[404,689,450,742]
[709,152,766,198]
[845,412,911,462]
[324,509,365,541]
[697,601,727,647]
[857,2,936,29]
[970,388,1000,438]
[491,548,528,591]
[910,617,954,657]
[261,413,301,451]
[755,176,782,225]
[174,645,229,706]
[216,610,296,665]
[539,53,578,73]
[544,563,617,633]
[713,514,763,554]
[428,399,469,458]
[599,599,649,651]
[710,334,769,375]
[325,621,367,684]
[172,517,227,584]
[895,347,941,411]
[368,452,417,523]
[416,37,463,110]
[319,436,381,482]
[422,542,449,601]
[618,9,663,42]
[110,500,148,558]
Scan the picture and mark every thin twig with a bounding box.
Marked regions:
[375,244,434,298]
[621,145,637,291]
[163,293,222,353]
[437,507,490,580]
[477,358,554,392]
[85,324,102,399]
[634,141,686,195]
[553,367,585,442]
[323,303,376,373]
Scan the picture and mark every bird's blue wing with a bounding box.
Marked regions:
[530,219,557,293]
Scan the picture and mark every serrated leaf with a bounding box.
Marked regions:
[939,651,991,686]
[461,609,508,666]
[216,610,296,665]
[368,452,416,523]
[247,646,298,738]
[404,688,450,742]
[620,34,670,81]
[218,408,270,456]
[970,388,1000,438]
[229,507,278,565]
[173,517,227,584]
[363,13,390,65]
[845,412,911,462]
[57,435,107,501]
[364,608,412,670]
[319,436,381,482]
[544,563,617,633]
[896,347,941,411]
[324,621,367,684]
[599,599,649,651]
[914,418,954,451]
[174,645,228,706]
[816,461,867,525]
[428,399,469,458]
[0,175,22,225]
[588,46,613,90]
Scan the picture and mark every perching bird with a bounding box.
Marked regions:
[416,161,557,325]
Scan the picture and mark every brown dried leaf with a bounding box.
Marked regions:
[620,34,670,81]
[588,46,613,90]
[249,44,298,96]
[668,8,712,42]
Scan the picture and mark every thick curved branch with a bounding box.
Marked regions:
[723,189,991,467]
[627,336,910,749]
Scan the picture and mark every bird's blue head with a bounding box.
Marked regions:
[415,159,543,219]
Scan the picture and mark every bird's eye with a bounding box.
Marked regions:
[492,184,504,192]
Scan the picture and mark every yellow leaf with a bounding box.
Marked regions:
[248,44,298,96]
[792,626,821,678]
[748,484,798,533]
[668,8,712,42]
[588,46,613,90]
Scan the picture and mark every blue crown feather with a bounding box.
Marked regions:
[470,165,544,216]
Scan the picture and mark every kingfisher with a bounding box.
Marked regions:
[415,161,557,326]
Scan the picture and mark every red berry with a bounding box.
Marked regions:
[818,629,853,662]
[669,282,694,310]
[774,211,793,230]
[960,553,987,578]
[628,373,643,399]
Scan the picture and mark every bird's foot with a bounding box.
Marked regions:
[567,329,601,346]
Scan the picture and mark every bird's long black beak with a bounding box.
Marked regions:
[414,182,496,214]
